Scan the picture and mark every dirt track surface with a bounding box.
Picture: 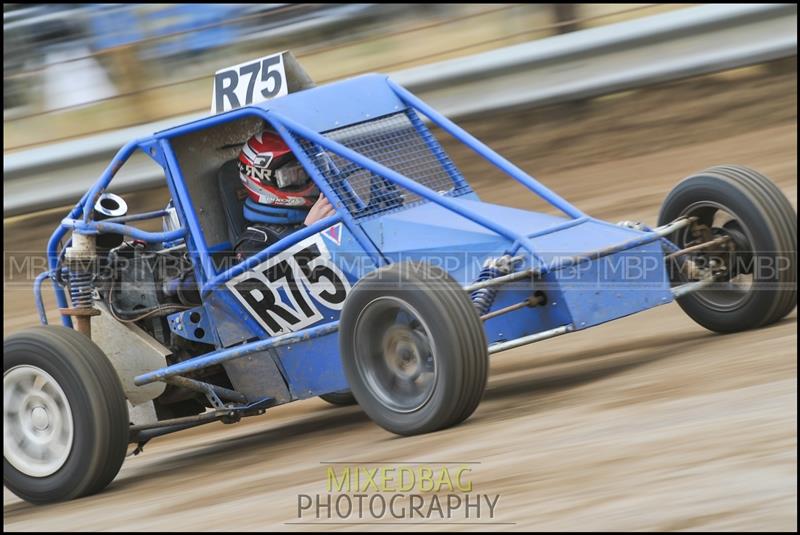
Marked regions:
[3,65,797,531]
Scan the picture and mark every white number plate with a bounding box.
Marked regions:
[211,51,289,114]
[226,234,351,337]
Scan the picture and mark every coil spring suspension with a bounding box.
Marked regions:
[470,255,523,316]
[470,265,504,316]
[60,231,101,338]
[68,268,94,309]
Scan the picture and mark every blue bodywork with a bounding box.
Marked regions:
[37,73,676,405]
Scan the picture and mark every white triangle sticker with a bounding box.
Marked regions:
[321,222,343,247]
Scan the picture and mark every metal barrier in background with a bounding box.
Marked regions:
[3,3,797,216]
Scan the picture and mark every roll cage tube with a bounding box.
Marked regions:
[45,139,189,327]
[265,111,546,263]
[44,77,684,329]
[387,78,586,221]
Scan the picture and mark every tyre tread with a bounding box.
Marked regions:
[658,165,796,332]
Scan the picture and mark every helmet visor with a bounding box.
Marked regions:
[274,161,310,188]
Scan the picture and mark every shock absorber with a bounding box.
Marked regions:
[69,269,94,308]
[470,255,518,316]
[61,232,100,337]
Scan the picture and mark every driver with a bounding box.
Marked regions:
[235,131,334,260]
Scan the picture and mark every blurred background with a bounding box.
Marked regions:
[3,4,797,531]
[3,3,684,149]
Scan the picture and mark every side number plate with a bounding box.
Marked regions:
[227,234,351,336]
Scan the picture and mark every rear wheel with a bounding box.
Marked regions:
[339,262,488,436]
[3,326,129,504]
[658,165,796,332]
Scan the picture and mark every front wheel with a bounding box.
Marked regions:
[4,326,129,504]
[658,165,796,333]
[339,262,488,436]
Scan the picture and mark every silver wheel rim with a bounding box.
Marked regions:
[677,201,756,311]
[353,296,437,413]
[4,365,74,477]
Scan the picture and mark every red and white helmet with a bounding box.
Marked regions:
[238,131,318,208]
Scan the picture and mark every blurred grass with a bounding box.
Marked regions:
[3,4,687,151]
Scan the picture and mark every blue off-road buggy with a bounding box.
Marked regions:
[4,53,796,504]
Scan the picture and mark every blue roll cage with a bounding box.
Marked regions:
[37,74,678,389]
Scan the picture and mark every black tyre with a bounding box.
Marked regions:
[658,165,796,333]
[3,326,129,504]
[319,390,358,406]
[339,262,488,436]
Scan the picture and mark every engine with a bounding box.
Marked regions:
[96,240,200,347]
[94,235,220,419]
